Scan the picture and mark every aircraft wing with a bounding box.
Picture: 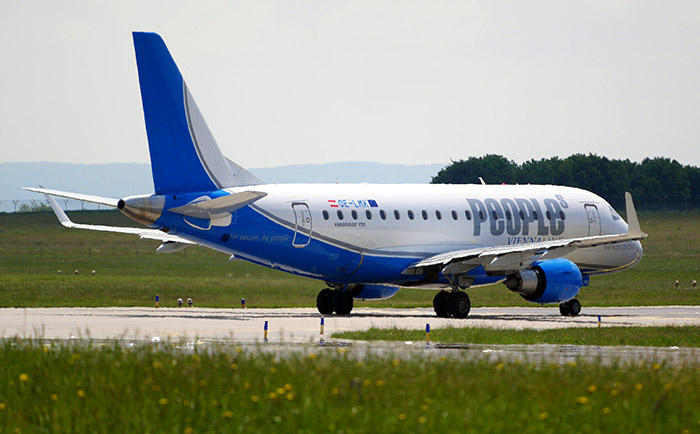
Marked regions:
[404,192,647,275]
[31,188,196,246]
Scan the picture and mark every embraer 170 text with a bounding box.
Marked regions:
[25,32,647,318]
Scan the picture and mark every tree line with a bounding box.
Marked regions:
[431,154,700,211]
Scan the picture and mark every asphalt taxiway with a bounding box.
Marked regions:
[2,305,699,342]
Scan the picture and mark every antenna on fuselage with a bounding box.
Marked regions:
[478,177,486,185]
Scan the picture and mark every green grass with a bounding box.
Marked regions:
[334,326,700,348]
[1,210,700,308]
[1,340,699,433]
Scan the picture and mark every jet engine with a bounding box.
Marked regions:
[503,258,582,304]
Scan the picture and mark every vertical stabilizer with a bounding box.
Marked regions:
[132,32,262,194]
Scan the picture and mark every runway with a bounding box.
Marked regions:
[2,305,699,342]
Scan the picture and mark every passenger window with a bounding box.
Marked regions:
[560,210,566,220]
[465,210,472,220]
[519,210,525,220]
[422,210,428,220]
[546,210,552,220]
[407,210,415,220]
[505,211,511,220]
[380,210,386,220]
[351,210,358,220]
[451,210,458,220]
[394,210,401,220]
[491,211,498,220]
[478,210,485,220]
[533,211,538,220]
[322,210,329,220]
[366,210,372,220]
[337,210,344,220]
[435,210,442,220]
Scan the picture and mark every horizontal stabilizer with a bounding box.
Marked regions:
[33,188,196,246]
[168,191,267,219]
[22,187,119,207]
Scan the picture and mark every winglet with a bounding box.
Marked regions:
[624,192,646,238]
[42,190,76,229]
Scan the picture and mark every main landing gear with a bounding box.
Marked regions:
[432,290,471,318]
[316,288,354,315]
[559,298,581,316]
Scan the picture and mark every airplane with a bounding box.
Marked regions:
[25,32,647,318]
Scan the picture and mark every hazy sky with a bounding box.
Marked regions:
[1,1,699,169]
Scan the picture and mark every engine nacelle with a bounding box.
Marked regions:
[503,258,582,304]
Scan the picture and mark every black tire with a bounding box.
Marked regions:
[333,290,354,315]
[433,291,450,318]
[316,288,335,315]
[559,303,571,316]
[568,299,581,316]
[448,291,470,318]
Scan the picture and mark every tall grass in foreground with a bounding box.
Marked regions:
[1,340,699,433]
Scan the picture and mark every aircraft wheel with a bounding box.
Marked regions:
[448,291,471,319]
[559,299,581,316]
[317,288,335,315]
[333,290,354,315]
[568,299,581,316]
[433,291,450,317]
[559,303,570,316]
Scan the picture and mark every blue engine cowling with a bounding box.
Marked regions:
[503,258,582,304]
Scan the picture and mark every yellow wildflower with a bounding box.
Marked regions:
[222,411,233,418]
[270,367,277,374]
[496,363,504,370]
[652,363,661,370]
[418,416,427,424]
[76,390,85,398]
[286,392,295,401]
[251,396,259,403]
[398,413,406,421]
[159,398,168,405]
[308,353,317,360]
[602,407,611,415]
[332,387,340,395]
[18,374,28,382]
[421,404,429,411]
[374,380,385,387]
[391,359,400,367]
[268,392,277,400]
[51,394,58,402]
[636,383,643,391]
[230,363,238,371]
[538,412,548,420]
[587,385,597,393]
[0,403,6,410]
[577,396,589,405]
[284,383,293,391]
[244,382,251,390]
[610,389,619,397]
[276,387,285,395]
[184,428,193,434]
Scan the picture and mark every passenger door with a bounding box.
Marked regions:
[291,202,312,247]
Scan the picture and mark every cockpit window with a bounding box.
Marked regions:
[609,206,621,221]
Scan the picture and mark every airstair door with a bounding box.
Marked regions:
[585,204,601,236]
[292,202,312,247]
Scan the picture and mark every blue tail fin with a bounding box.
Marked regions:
[132,32,261,194]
